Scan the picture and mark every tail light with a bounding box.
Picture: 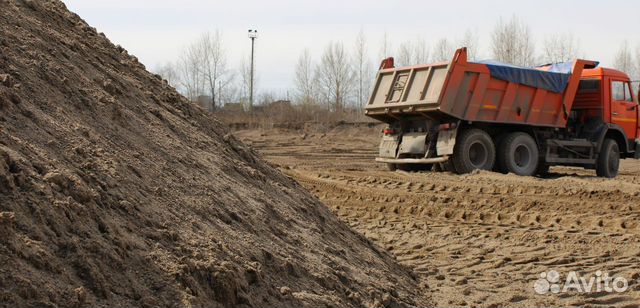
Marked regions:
[383,128,396,135]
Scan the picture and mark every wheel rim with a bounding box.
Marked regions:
[514,144,531,168]
[468,141,488,168]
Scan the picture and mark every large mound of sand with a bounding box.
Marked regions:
[0,1,430,307]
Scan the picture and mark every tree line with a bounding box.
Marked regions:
[155,15,640,114]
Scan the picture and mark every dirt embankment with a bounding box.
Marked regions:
[0,1,430,307]
[235,125,640,307]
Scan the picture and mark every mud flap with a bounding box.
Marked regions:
[398,132,427,156]
[436,128,458,156]
[379,135,400,158]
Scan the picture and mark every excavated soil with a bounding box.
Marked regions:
[235,124,640,307]
[0,1,431,307]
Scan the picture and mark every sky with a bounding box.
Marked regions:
[62,0,639,94]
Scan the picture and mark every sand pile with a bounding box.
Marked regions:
[0,1,430,307]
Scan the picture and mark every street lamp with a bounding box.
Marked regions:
[248,29,258,112]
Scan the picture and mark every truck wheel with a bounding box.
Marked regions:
[387,163,397,171]
[452,129,495,174]
[498,132,539,176]
[596,139,619,178]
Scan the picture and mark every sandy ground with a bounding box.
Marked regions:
[235,124,640,307]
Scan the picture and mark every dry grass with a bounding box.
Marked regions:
[216,104,375,130]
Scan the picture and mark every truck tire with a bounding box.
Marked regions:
[596,139,619,178]
[498,132,539,176]
[452,129,495,174]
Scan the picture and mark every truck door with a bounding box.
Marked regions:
[610,80,638,139]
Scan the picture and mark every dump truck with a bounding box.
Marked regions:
[365,48,640,178]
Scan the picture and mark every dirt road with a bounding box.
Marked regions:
[235,124,640,307]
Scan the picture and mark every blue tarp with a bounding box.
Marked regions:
[474,60,575,93]
[538,62,575,74]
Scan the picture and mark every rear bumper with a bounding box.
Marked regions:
[375,156,449,164]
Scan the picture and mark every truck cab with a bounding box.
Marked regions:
[573,68,640,158]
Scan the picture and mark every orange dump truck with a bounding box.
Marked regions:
[365,48,640,177]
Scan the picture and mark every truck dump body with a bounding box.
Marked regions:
[365,48,598,128]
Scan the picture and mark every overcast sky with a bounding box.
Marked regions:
[62,0,639,93]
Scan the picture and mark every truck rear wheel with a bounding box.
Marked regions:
[452,129,495,174]
[596,139,619,178]
[498,132,539,176]
[387,163,397,171]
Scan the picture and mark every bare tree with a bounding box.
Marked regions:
[258,90,277,107]
[316,41,353,112]
[396,41,414,67]
[379,32,391,60]
[636,45,640,76]
[294,49,316,106]
[353,29,373,111]
[614,41,639,94]
[199,30,230,110]
[177,43,205,102]
[635,45,640,93]
[413,37,429,64]
[491,16,536,66]
[237,55,259,110]
[154,62,179,89]
[458,29,480,61]
[613,40,634,76]
[215,74,235,107]
[237,56,249,105]
[432,38,455,62]
[396,38,429,67]
[542,33,580,63]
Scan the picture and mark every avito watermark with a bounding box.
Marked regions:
[534,270,629,295]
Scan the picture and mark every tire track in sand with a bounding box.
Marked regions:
[235,127,640,307]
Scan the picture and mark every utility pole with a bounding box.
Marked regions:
[248,29,258,112]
